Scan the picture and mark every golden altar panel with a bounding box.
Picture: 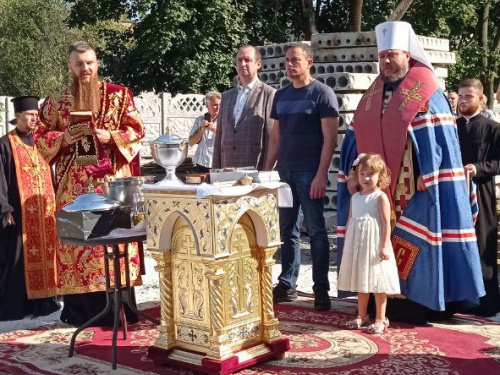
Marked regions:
[144,188,289,374]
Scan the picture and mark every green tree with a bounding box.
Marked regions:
[125,0,248,94]
[64,0,499,101]
[66,0,154,26]
[317,0,397,33]
[319,0,499,105]
[240,0,305,44]
[67,0,248,95]
[401,0,500,106]
[0,0,91,97]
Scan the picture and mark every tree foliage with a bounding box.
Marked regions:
[401,0,500,104]
[317,0,398,33]
[241,0,304,44]
[66,0,308,95]
[0,0,498,101]
[65,0,249,95]
[126,0,248,94]
[0,0,88,96]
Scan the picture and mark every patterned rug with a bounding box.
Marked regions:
[1,296,499,375]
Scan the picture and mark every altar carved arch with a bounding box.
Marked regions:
[227,208,271,250]
[154,210,200,254]
[144,189,288,368]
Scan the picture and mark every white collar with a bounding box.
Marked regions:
[238,78,258,91]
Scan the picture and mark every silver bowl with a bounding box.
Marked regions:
[150,134,188,185]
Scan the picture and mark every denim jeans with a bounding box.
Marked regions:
[277,170,330,291]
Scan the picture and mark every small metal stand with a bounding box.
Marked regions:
[60,228,160,370]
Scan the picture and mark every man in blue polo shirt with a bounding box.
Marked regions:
[265,42,339,311]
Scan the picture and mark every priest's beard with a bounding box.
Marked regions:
[381,67,409,83]
[73,74,101,115]
[460,101,480,116]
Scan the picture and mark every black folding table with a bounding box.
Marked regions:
[59,226,160,369]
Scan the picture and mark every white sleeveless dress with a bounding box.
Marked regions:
[337,189,401,294]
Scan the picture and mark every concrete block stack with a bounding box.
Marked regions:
[310,32,381,211]
[256,43,288,89]
[0,96,16,137]
[257,31,454,213]
[257,42,311,90]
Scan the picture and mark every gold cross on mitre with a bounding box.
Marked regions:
[365,83,382,111]
[398,81,423,112]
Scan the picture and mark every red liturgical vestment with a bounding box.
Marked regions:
[36,81,145,295]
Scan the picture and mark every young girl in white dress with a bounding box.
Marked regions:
[338,153,400,334]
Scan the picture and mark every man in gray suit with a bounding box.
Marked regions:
[212,45,275,170]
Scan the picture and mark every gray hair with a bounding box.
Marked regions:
[205,91,221,104]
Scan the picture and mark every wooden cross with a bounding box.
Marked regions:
[365,83,382,111]
[398,81,423,112]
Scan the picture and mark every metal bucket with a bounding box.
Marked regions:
[103,176,154,207]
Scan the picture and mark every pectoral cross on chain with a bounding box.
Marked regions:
[365,84,382,111]
[398,82,423,112]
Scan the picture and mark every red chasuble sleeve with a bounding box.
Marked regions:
[109,88,144,165]
[35,95,68,164]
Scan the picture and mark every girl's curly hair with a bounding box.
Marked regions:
[355,153,391,189]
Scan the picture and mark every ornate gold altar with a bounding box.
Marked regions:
[143,186,290,375]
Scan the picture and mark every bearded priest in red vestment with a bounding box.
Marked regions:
[35,41,145,326]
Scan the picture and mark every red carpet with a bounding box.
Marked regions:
[1,296,499,375]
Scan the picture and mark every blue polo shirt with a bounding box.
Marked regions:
[271,80,339,172]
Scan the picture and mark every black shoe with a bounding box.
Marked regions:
[273,283,298,303]
[314,289,331,311]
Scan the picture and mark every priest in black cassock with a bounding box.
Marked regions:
[457,79,500,317]
[0,96,60,321]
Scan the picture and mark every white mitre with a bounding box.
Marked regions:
[375,21,434,71]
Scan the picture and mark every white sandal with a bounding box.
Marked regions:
[367,318,389,334]
[346,315,370,329]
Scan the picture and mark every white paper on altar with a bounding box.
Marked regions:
[142,181,293,207]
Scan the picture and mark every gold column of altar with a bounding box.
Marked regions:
[144,187,289,374]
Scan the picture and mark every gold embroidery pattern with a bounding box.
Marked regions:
[365,83,382,111]
[8,131,57,298]
[35,82,144,294]
[392,235,420,280]
[398,82,423,112]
